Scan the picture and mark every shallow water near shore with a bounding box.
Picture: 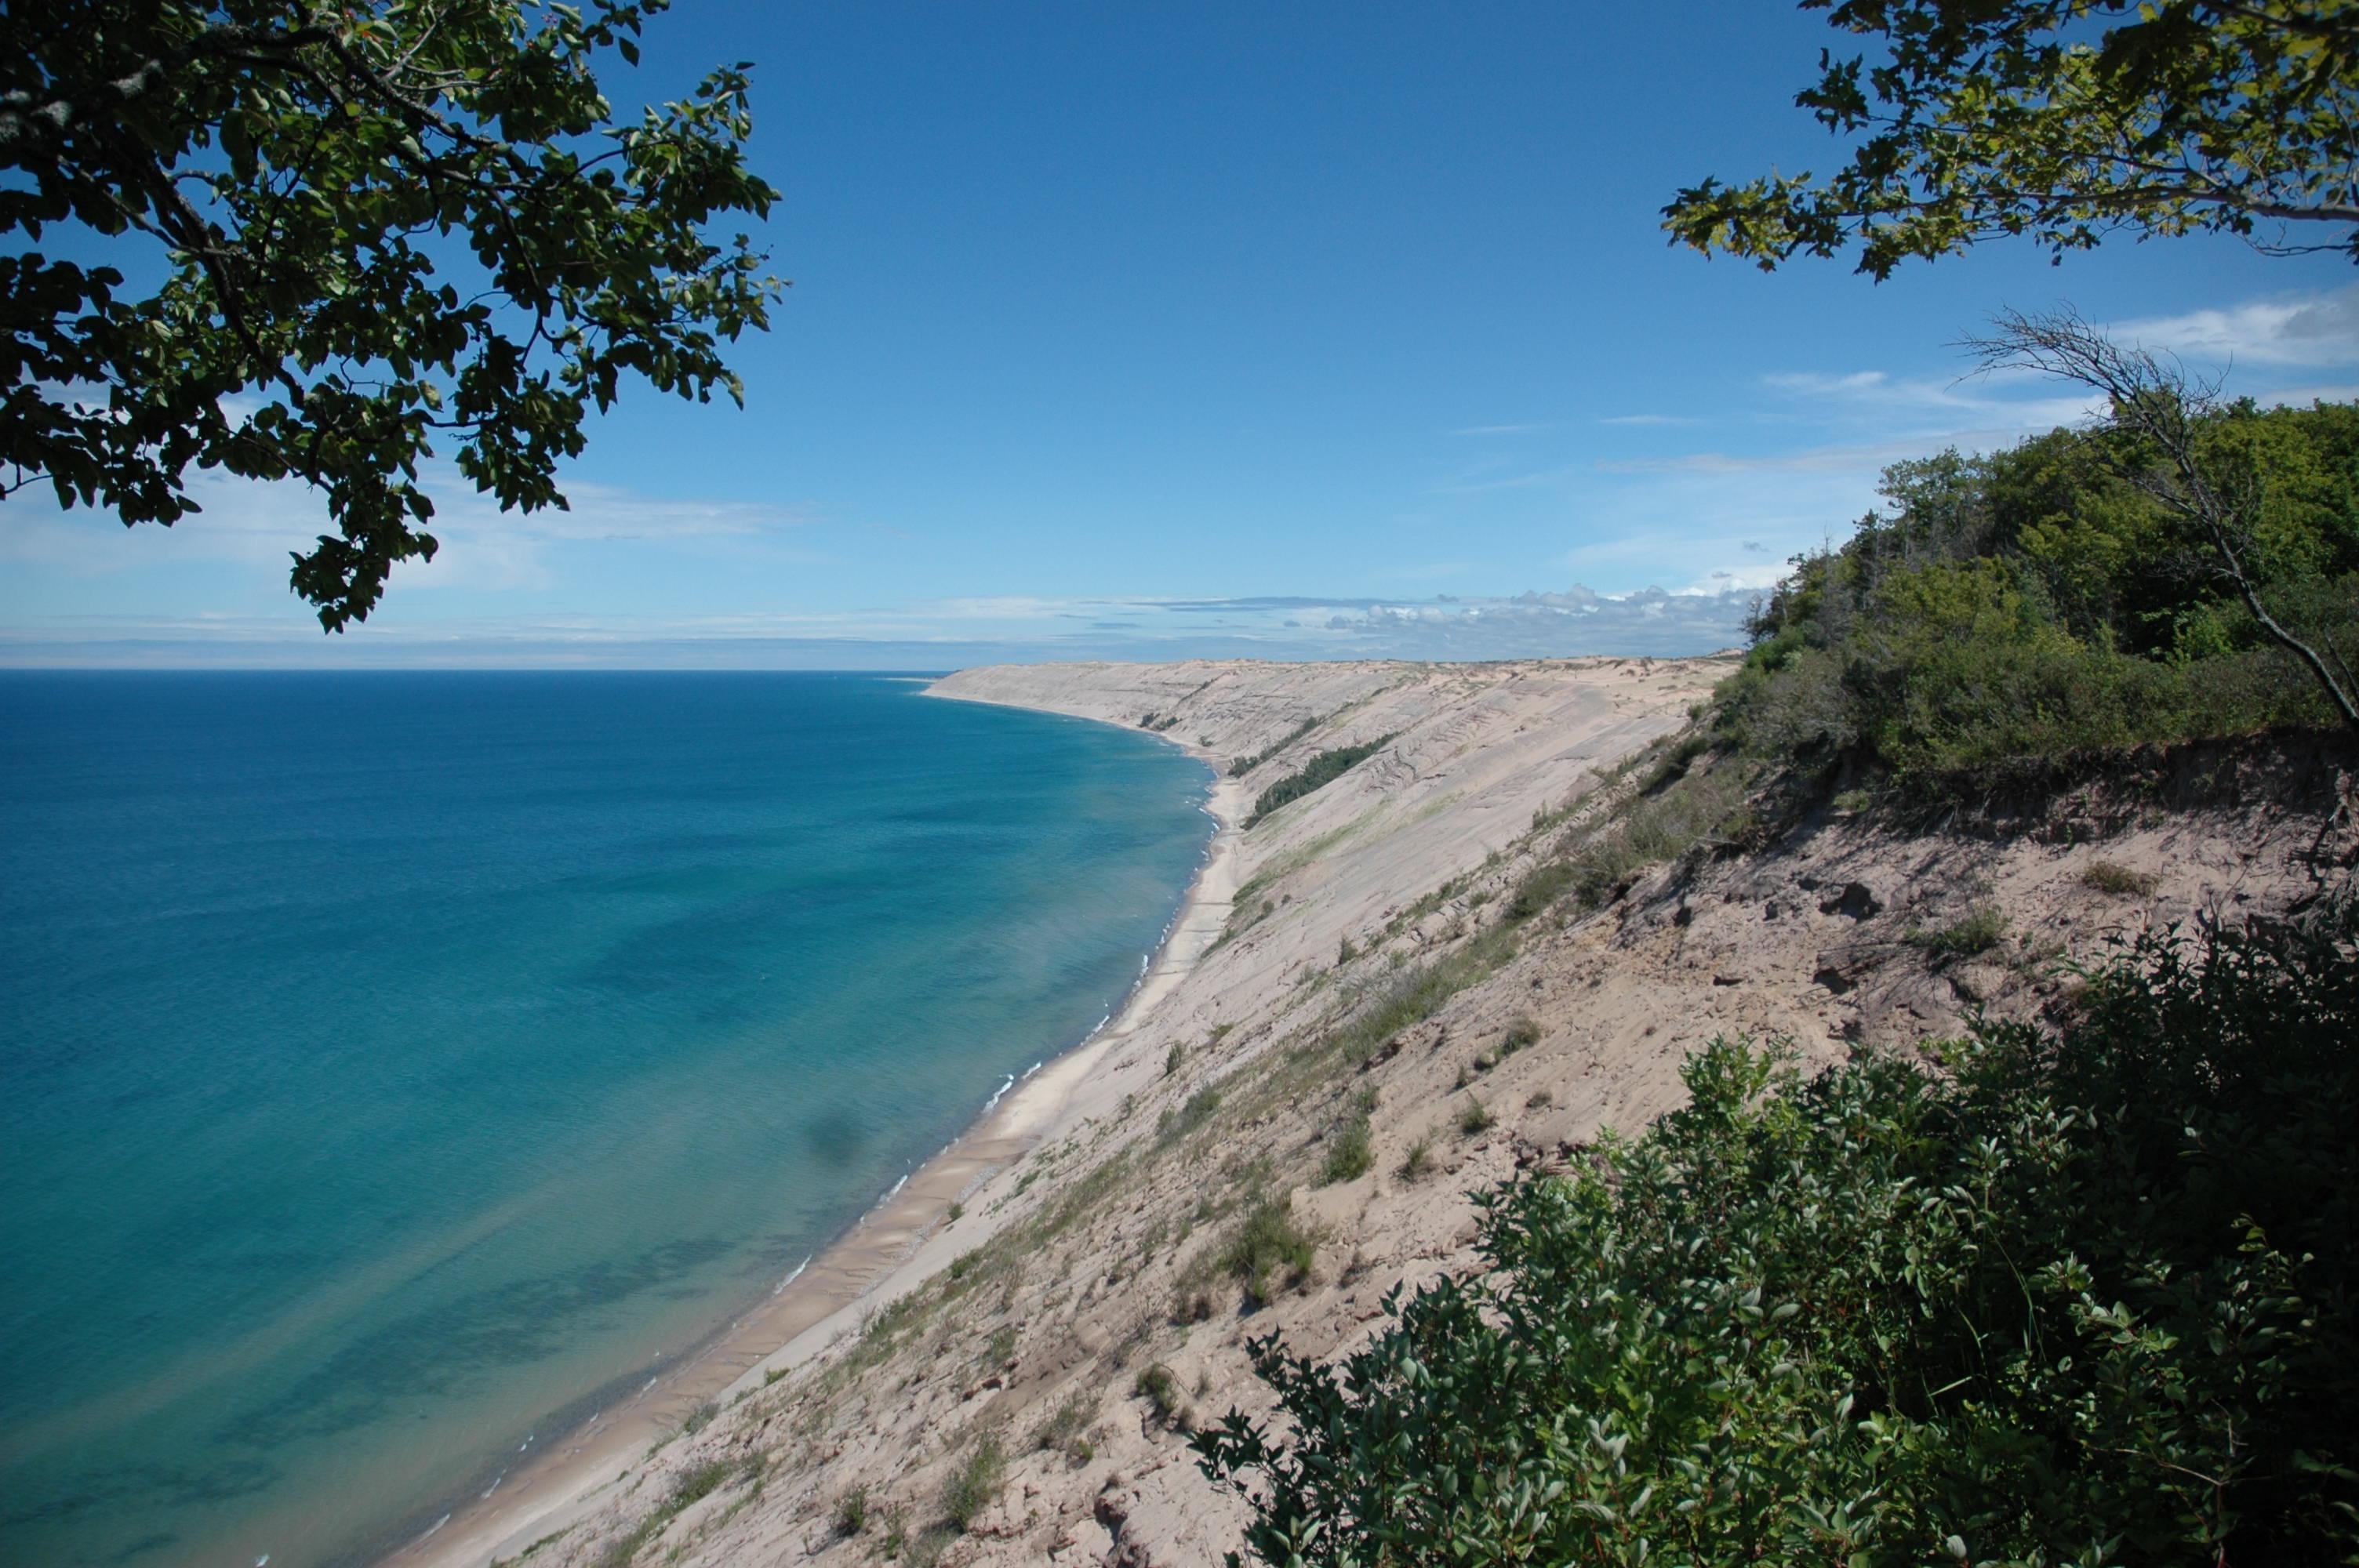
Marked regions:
[0,670,1212,1568]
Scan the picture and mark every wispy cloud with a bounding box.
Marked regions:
[0,586,1761,666]
[2111,284,2359,368]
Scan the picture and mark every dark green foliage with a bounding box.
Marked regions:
[5,0,782,630]
[1230,717,1323,777]
[1198,908,2359,1566]
[1246,735,1398,827]
[1665,2,2359,277]
[1725,406,2359,797]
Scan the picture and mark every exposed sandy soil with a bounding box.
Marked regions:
[398,657,2354,1568]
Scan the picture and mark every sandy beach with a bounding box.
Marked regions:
[387,716,1248,1568]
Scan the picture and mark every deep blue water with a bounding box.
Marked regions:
[0,671,1212,1568]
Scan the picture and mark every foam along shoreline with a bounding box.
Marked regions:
[390,712,1242,1568]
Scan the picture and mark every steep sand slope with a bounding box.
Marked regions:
[420,659,2350,1568]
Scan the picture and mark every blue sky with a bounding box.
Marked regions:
[7,0,2357,666]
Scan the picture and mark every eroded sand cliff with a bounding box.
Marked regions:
[410,657,2349,1568]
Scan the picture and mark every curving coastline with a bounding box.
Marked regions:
[386,706,1244,1568]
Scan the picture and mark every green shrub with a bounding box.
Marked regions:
[1246,735,1398,827]
[1720,408,2359,799]
[1230,716,1323,777]
[832,1484,870,1537]
[1198,906,2359,1566]
[1505,861,1575,922]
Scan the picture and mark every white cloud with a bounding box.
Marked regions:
[0,464,820,595]
[2112,285,2359,368]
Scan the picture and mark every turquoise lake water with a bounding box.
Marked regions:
[0,671,1213,1568]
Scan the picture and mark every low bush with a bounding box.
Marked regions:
[1198,906,2359,1566]
[1246,735,1398,827]
[1456,1095,1494,1137]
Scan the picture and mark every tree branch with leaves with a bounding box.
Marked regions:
[1666,0,2359,278]
[2,0,783,629]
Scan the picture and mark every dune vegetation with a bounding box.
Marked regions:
[1195,401,2359,1566]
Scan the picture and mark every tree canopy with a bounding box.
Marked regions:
[1665,0,2359,278]
[2,0,782,629]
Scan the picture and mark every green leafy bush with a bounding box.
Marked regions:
[1722,408,2359,797]
[1246,735,1398,827]
[1198,907,2359,1566]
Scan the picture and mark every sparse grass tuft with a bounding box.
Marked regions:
[941,1433,1005,1531]
[2082,860,2160,897]
[1398,1138,1434,1181]
[1159,1085,1223,1142]
[1319,1087,1377,1185]
[1458,1095,1496,1137]
[1220,1198,1321,1306]
[1907,904,2011,960]
[1135,1362,1185,1425]
[1032,1393,1096,1463]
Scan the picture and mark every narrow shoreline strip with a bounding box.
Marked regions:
[392,695,1243,1568]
